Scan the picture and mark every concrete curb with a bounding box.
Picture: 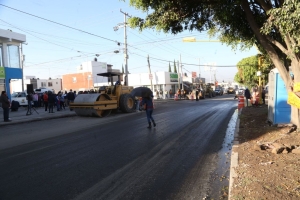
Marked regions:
[228,109,241,199]
[0,113,77,127]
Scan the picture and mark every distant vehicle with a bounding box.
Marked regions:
[34,88,53,93]
[215,88,224,95]
[227,87,235,94]
[238,88,245,95]
[205,84,216,98]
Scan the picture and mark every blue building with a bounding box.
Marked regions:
[0,29,26,99]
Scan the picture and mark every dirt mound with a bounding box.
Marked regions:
[231,105,300,199]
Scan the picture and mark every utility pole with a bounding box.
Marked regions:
[177,60,180,90]
[180,54,183,91]
[114,9,130,86]
[147,55,153,91]
[20,43,25,91]
[199,58,201,81]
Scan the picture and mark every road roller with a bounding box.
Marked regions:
[69,72,135,117]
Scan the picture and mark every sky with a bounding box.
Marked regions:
[0,0,258,83]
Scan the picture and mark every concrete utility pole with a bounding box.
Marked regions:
[147,55,153,91]
[114,10,130,86]
[177,60,180,90]
[120,9,129,86]
[20,44,25,91]
[180,54,183,91]
[199,58,201,81]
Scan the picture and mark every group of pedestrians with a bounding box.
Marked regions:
[26,89,77,115]
[242,87,266,107]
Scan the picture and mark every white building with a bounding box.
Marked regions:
[128,71,183,99]
[10,77,62,93]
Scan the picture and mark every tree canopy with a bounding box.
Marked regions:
[173,60,177,73]
[128,0,299,84]
[234,55,272,88]
[127,0,300,124]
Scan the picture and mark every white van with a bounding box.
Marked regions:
[11,91,33,106]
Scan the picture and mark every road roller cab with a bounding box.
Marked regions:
[70,72,135,117]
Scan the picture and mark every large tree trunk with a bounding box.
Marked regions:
[241,0,298,127]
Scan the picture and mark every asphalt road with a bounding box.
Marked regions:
[0,94,237,200]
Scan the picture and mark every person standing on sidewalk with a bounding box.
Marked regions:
[63,91,68,107]
[142,93,156,129]
[33,92,38,107]
[262,87,266,104]
[0,91,11,122]
[244,87,251,106]
[67,89,75,111]
[48,91,55,113]
[26,92,33,115]
[43,91,48,111]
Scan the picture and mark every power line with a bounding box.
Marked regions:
[0,3,120,44]
[130,51,238,67]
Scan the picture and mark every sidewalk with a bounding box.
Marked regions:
[0,106,76,127]
[228,104,300,199]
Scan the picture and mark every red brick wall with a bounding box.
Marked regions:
[62,72,93,92]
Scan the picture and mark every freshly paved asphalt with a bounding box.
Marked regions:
[0,95,237,200]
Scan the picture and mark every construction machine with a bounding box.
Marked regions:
[69,72,135,117]
[205,83,216,98]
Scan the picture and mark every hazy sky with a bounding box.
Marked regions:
[0,0,257,83]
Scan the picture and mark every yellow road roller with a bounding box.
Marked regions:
[69,72,135,117]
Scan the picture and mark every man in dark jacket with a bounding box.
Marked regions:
[67,89,75,111]
[0,91,11,122]
[48,91,56,113]
[244,88,251,107]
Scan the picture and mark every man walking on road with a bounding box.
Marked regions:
[142,93,156,129]
[0,91,11,122]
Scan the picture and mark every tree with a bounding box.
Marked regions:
[127,0,300,126]
[173,60,177,73]
[234,55,272,88]
[169,62,172,72]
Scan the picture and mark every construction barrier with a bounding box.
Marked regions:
[174,93,178,101]
[238,95,245,110]
[251,96,259,106]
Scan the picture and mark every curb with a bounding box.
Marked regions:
[0,113,77,127]
[228,108,241,199]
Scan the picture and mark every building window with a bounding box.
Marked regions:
[7,45,20,68]
[41,82,46,87]
[48,82,53,87]
[72,77,77,83]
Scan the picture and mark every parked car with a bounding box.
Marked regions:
[11,91,33,106]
